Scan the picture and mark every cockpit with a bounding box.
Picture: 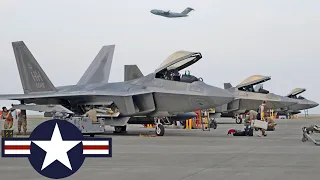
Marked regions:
[288,95,305,99]
[287,88,306,99]
[238,84,269,94]
[156,69,203,83]
[236,75,271,94]
[154,51,203,83]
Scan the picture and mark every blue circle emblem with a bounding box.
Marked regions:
[28,119,85,179]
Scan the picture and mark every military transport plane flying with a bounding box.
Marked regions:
[0,41,234,136]
[150,7,194,18]
[212,75,297,124]
[275,88,318,118]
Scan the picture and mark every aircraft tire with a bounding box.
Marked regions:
[210,119,217,129]
[121,125,127,132]
[155,124,165,136]
[114,126,124,133]
[180,121,186,126]
[235,117,242,124]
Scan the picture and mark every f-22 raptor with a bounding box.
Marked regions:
[212,75,297,124]
[0,41,234,136]
[150,7,194,18]
[276,88,318,118]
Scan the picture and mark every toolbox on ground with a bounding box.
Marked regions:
[251,120,268,130]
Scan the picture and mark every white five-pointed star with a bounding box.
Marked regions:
[32,123,81,171]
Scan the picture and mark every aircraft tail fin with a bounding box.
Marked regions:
[77,45,115,85]
[181,7,194,15]
[124,65,144,81]
[224,83,233,89]
[12,41,57,94]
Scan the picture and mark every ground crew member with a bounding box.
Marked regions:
[84,107,98,123]
[258,101,267,120]
[258,101,277,128]
[18,110,27,135]
[2,107,13,129]
[245,109,267,136]
[244,110,256,136]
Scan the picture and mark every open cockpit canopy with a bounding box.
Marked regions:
[287,88,306,98]
[155,51,202,73]
[236,75,271,93]
[155,51,203,83]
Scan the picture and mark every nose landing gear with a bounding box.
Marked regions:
[154,117,166,136]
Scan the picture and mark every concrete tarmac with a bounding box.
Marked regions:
[0,118,320,180]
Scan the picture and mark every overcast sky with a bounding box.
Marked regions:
[0,0,319,114]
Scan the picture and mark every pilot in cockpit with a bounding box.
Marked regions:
[172,69,180,81]
[248,85,254,92]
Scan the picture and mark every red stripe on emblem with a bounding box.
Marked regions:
[4,145,30,150]
[83,145,109,150]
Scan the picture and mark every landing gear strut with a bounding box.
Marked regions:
[154,118,165,136]
[114,125,127,133]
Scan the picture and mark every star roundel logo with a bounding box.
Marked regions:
[1,119,112,179]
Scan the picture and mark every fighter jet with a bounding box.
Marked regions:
[212,75,297,124]
[150,7,194,18]
[0,41,234,136]
[275,88,318,118]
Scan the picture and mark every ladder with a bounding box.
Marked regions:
[304,109,309,117]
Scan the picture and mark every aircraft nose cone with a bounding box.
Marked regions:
[190,81,234,109]
[309,100,319,108]
[206,85,234,107]
[150,10,156,13]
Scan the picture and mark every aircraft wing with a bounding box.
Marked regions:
[0,90,147,101]
[0,88,156,115]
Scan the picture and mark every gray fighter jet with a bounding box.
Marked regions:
[212,75,297,124]
[275,88,318,118]
[150,7,194,18]
[0,41,234,136]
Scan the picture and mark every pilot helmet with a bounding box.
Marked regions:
[185,70,190,76]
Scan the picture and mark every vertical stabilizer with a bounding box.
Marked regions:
[77,45,115,85]
[181,7,194,15]
[124,65,144,81]
[12,41,57,94]
[224,83,233,89]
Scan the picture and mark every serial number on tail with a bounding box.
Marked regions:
[35,82,46,89]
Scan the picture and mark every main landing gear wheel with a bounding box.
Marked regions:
[210,118,217,129]
[235,117,242,124]
[155,124,165,136]
[114,126,127,133]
